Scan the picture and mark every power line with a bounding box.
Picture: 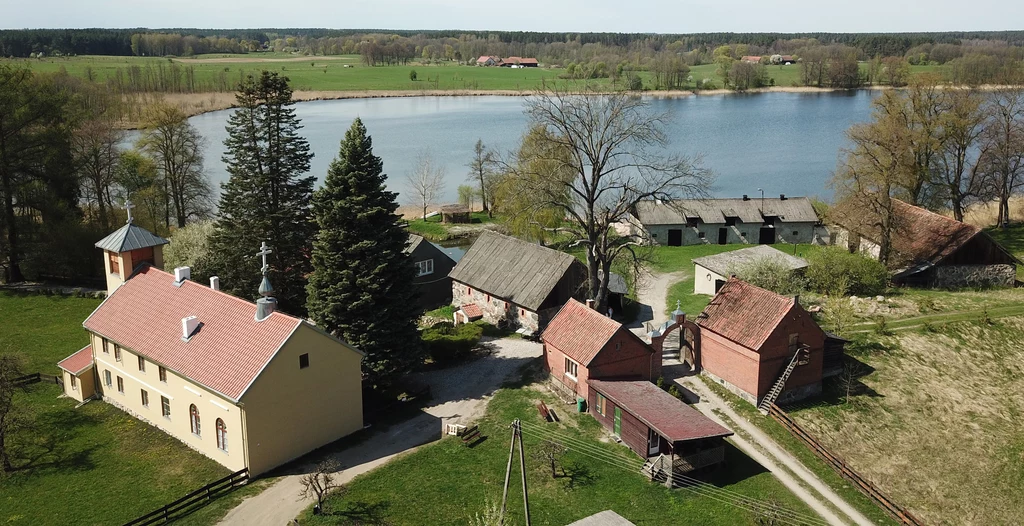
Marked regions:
[518,424,831,526]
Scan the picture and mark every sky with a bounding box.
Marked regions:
[2,0,1023,33]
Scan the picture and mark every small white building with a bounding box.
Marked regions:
[691,245,808,295]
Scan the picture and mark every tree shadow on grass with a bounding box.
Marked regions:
[698,442,770,488]
[328,500,392,525]
[558,460,596,489]
[9,395,99,475]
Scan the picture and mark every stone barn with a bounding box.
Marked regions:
[691,245,808,295]
[440,204,471,223]
[628,196,821,246]
[449,231,587,332]
[830,198,1020,288]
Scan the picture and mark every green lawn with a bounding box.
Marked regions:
[300,367,822,526]
[405,211,498,242]
[0,292,249,526]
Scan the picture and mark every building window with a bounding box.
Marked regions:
[161,396,171,417]
[467,287,472,295]
[114,346,121,362]
[138,356,145,372]
[564,357,579,380]
[102,339,109,354]
[415,259,434,276]
[793,230,799,236]
[697,232,706,239]
[486,294,491,302]
[725,217,737,226]
[159,366,167,383]
[141,389,149,407]
[70,375,78,391]
[116,376,124,394]
[299,353,309,369]
[104,370,111,387]
[190,404,201,436]
[216,419,228,452]
[596,393,607,416]
[108,252,120,274]
[686,217,700,227]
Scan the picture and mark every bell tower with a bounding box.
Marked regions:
[94,200,170,296]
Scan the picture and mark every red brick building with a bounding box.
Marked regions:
[695,278,829,406]
[541,299,661,402]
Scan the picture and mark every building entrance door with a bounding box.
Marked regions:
[613,407,622,437]
[667,229,682,246]
[759,227,776,244]
[717,227,728,245]
[648,428,660,456]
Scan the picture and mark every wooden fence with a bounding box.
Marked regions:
[767,404,925,526]
[13,373,61,387]
[123,468,249,526]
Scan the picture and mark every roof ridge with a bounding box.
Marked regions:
[144,266,302,323]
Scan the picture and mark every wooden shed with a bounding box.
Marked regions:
[440,204,470,224]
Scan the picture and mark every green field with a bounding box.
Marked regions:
[3,54,949,94]
[0,292,262,526]
[300,366,821,525]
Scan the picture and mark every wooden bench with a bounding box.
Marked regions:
[461,425,481,446]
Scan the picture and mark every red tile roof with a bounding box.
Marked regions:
[83,266,303,401]
[589,380,733,443]
[697,278,795,350]
[460,303,483,320]
[58,345,94,375]
[542,299,626,366]
[741,55,763,63]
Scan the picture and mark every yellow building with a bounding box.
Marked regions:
[57,221,364,476]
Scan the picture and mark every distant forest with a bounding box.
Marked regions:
[3,27,1024,59]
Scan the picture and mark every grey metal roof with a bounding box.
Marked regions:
[567,510,636,526]
[692,245,808,276]
[404,234,425,254]
[94,223,170,252]
[448,230,582,311]
[635,197,819,225]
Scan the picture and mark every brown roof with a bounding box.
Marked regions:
[830,198,994,266]
[589,380,733,443]
[542,299,639,366]
[83,266,307,401]
[697,278,794,350]
[58,345,94,375]
[741,56,763,63]
[448,231,585,311]
[441,204,470,214]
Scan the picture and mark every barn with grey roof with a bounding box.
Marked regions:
[692,245,808,295]
[449,231,587,331]
[627,196,822,246]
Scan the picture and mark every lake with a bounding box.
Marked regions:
[177,91,879,204]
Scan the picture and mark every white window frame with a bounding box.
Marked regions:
[161,396,171,418]
[564,357,579,381]
[70,374,78,391]
[104,370,112,387]
[415,259,434,277]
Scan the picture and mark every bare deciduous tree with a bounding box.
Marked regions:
[137,103,211,228]
[502,87,711,311]
[73,118,124,230]
[836,359,868,404]
[938,88,989,221]
[531,439,567,478]
[299,458,343,514]
[405,151,446,220]
[978,87,1024,227]
[467,139,494,214]
[0,354,26,473]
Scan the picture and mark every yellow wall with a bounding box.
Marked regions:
[101,247,165,296]
[90,332,247,472]
[240,323,364,476]
[61,366,95,403]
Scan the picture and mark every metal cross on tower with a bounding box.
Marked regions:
[124,200,135,224]
[256,241,273,275]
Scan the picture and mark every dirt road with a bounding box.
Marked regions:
[627,269,689,336]
[217,338,542,526]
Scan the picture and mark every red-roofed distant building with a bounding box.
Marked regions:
[57,220,364,476]
[692,278,841,408]
[741,55,763,64]
[476,55,501,66]
[500,57,539,67]
[541,299,661,401]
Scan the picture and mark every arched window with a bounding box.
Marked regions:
[190,404,201,436]
[216,419,227,452]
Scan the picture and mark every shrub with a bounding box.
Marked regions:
[729,257,806,295]
[409,69,418,81]
[805,248,888,296]
[421,322,483,363]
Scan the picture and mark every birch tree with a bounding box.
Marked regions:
[405,151,445,220]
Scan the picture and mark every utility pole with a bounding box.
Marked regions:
[499,419,531,526]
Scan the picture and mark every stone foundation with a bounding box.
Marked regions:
[933,264,1017,289]
[451,282,540,331]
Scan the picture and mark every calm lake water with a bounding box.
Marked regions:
[177,91,879,203]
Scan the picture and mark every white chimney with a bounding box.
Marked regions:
[174,266,191,284]
[210,276,220,291]
[181,316,200,341]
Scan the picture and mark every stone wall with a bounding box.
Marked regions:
[933,264,1017,288]
[451,281,540,331]
[645,222,817,246]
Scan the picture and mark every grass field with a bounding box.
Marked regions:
[405,211,498,241]
[4,54,949,95]
[787,318,1024,525]
[299,366,821,525]
[0,292,261,526]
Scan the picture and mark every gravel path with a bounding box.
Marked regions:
[627,269,689,336]
[217,338,542,526]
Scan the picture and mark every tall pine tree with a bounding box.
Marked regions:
[209,71,314,315]
[307,118,424,386]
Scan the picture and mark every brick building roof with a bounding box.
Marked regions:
[589,380,733,443]
[542,299,628,365]
[83,266,306,401]
[58,345,94,375]
[697,278,795,350]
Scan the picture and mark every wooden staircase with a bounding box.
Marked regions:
[757,345,809,414]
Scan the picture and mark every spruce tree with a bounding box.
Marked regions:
[209,71,314,315]
[307,118,424,386]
